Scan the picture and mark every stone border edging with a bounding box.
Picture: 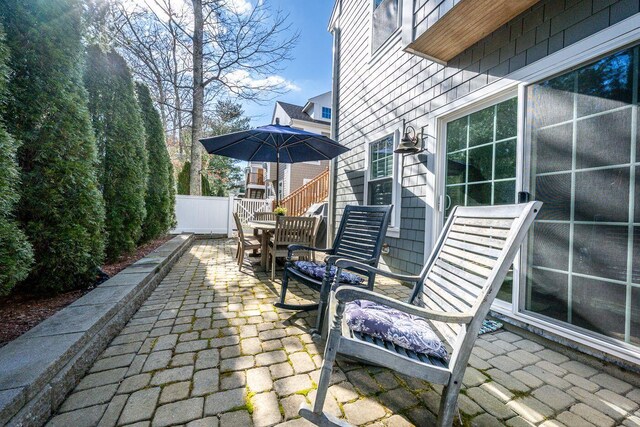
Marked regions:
[0,234,195,427]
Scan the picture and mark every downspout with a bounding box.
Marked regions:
[327,2,341,246]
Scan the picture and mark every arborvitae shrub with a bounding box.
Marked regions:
[85,46,148,261]
[0,25,33,294]
[136,83,174,241]
[177,161,212,196]
[1,0,105,293]
[178,161,191,195]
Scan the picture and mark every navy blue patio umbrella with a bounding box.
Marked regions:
[200,124,349,204]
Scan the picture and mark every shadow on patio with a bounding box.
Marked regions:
[47,239,640,427]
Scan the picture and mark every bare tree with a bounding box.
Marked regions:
[109,0,298,195]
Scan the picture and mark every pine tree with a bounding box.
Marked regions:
[85,45,148,260]
[0,24,33,294]
[204,100,249,196]
[1,0,105,293]
[136,83,174,241]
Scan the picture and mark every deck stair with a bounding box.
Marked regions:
[276,168,329,216]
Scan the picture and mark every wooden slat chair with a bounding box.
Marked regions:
[253,211,277,239]
[300,202,542,427]
[254,211,276,221]
[275,205,393,336]
[233,212,261,271]
[267,216,318,280]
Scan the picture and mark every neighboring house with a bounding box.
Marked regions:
[244,92,332,200]
[272,95,332,198]
[328,0,640,366]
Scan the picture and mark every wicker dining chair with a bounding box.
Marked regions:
[267,216,318,280]
[233,213,261,271]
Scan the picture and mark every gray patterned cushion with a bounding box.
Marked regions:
[344,299,449,361]
[293,261,364,285]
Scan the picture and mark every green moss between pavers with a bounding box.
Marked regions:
[510,389,532,399]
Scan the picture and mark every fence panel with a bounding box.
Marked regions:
[234,198,272,224]
[172,195,232,234]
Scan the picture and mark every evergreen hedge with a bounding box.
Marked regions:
[1,0,105,293]
[0,25,33,294]
[136,83,174,241]
[177,161,213,196]
[85,46,148,261]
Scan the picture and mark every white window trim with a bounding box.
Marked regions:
[425,13,640,365]
[302,160,321,166]
[363,123,402,238]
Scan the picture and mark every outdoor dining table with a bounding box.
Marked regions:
[246,219,276,270]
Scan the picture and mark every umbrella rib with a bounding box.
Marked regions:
[248,144,263,162]
[205,133,263,154]
[284,136,345,148]
[301,141,332,160]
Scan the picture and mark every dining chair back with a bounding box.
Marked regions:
[268,216,317,280]
[233,212,261,271]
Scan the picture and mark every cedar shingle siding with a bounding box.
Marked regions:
[333,0,639,274]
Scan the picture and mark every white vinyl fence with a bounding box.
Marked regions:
[172,195,234,236]
[172,195,273,236]
[234,198,272,224]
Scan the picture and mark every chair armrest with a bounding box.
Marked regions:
[334,259,422,283]
[324,255,377,266]
[287,245,333,259]
[333,286,473,324]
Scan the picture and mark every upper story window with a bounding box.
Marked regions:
[372,0,399,52]
[321,107,331,119]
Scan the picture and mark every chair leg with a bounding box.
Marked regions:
[238,248,244,270]
[279,269,290,304]
[314,266,335,337]
[436,377,463,427]
[271,252,276,281]
[299,302,348,427]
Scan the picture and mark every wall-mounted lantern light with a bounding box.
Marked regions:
[394,119,432,154]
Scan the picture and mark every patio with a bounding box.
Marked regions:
[47,239,640,427]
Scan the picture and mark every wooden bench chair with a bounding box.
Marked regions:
[299,202,541,427]
[274,205,392,336]
[267,216,318,280]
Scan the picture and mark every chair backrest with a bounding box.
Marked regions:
[273,216,317,247]
[410,202,541,370]
[255,212,277,221]
[233,212,246,241]
[332,205,393,266]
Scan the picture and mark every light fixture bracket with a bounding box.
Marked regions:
[394,120,432,155]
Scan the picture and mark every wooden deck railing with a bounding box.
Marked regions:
[276,168,329,216]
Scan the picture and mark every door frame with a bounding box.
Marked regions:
[425,12,640,364]
[433,89,520,314]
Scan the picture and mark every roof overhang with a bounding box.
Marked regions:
[407,0,540,64]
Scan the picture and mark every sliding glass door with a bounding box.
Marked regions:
[525,45,640,345]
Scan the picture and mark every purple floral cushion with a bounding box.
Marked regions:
[344,299,449,361]
[293,261,364,286]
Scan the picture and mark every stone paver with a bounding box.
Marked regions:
[47,240,640,427]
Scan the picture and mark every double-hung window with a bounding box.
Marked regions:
[372,0,399,53]
[367,135,400,233]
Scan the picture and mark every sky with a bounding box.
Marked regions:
[240,1,335,127]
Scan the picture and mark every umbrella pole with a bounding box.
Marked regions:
[275,151,280,206]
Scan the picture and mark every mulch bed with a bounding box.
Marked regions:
[0,234,173,347]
